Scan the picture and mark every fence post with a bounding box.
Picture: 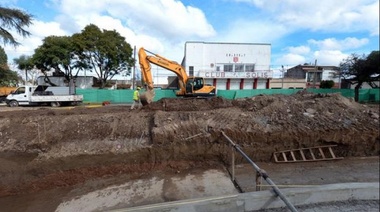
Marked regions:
[255,171,262,191]
[231,145,235,182]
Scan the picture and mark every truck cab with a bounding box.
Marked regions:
[6,86,34,107]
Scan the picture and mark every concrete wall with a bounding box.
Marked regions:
[115,182,379,212]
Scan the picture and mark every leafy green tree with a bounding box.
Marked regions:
[340,51,380,102]
[32,36,82,85]
[319,80,335,88]
[0,6,32,46]
[72,24,134,88]
[13,54,34,84]
[0,46,18,85]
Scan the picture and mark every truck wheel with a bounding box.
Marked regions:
[9,100,19,107]
[51,102,61,107]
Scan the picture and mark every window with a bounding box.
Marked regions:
[216,66,220,72]
[245,64,255,72]
[16,87,25,94]
[193,78,204,90]
[224,64,233,72]
[235,64,244,72]
[307,72,322,82]
[189,66,194,76]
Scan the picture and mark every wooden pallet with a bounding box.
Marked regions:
[273,145,343,163]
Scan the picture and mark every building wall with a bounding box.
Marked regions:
[243,79,254,89]
[286,67,307,79]
[270,78,306,89]
[257,79,268,89]
[184,41,272,90]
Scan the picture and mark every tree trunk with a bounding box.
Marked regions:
[99,78,106,89]
[354,82,362,102]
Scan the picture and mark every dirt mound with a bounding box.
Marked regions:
[145,96,233,111]
[0,92,379,198]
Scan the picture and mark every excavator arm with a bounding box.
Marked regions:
[138,47,189,92]
[138,47,216,105]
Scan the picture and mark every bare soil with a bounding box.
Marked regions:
[0,91,379,210]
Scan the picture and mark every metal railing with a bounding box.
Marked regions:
[221,131,298,212]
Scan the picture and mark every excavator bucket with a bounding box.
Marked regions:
[140,89,155,106]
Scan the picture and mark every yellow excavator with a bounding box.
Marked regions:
[138,47,216,105]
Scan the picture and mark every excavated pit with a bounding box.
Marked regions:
[0,91,379,206]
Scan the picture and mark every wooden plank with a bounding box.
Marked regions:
[282,152,288,162]
[318,148,326,159]
[309,149,316,160]
[273,153,279,162]
[328,147,336,159]
[299,149,306,161]
[290,151,296,161]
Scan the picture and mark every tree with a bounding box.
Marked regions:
[13,54,34,84]
[340,51,380,102]
[0,6,33,46]
[32,36,81,85]
[72,24,134,88]
[0,46,18,85]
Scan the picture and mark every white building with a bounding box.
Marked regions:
[182,41,272,90]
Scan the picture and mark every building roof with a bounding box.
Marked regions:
[185,41,271,46]
[288,65,339,73]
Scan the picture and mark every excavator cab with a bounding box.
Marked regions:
[185,77,205,94]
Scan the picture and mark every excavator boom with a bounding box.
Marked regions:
[138,47,216,105]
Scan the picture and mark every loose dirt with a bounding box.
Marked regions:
[0,91,379,211]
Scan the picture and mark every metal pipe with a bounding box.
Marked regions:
[232,145,235,181]
[221,131,298,212]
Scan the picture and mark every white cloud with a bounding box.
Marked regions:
[4,0,216,63]
[308,37,369,51]
[54,0,216,39]
[276,53,306,66]
[287,46,310,55]
[275,48,349,67]
[313,50,348,66]
[4,20,69,62]
[29,20,67,37]
[233,0,378,35]
[51,0,215,61]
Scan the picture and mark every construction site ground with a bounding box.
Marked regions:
[0,91,379,211]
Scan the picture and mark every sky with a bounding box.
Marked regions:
[1,0,379,76]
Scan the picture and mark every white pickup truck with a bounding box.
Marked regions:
[5,85,83,107]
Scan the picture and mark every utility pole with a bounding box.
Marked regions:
[132,45,136,89]
[281,65,285,89]
[312,59,317,88]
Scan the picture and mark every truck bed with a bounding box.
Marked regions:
[30,95,83,102]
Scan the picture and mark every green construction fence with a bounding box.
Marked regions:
[76,88,379,104]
